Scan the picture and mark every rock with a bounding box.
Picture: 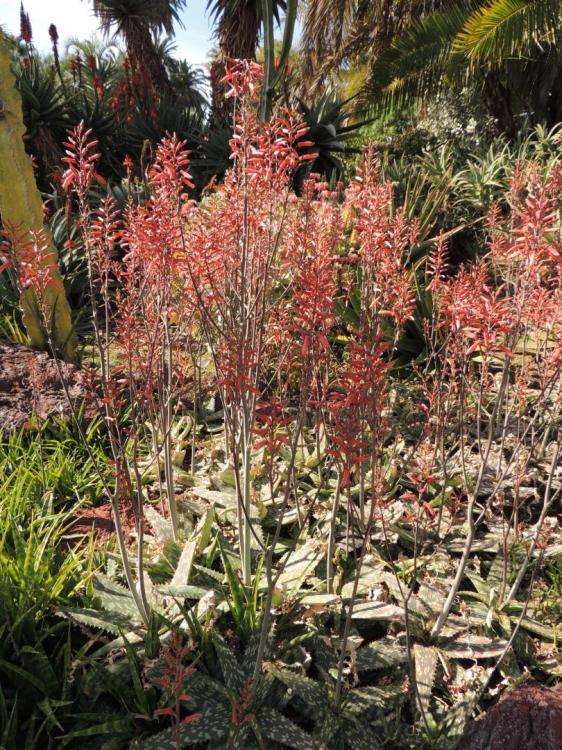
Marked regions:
[0,343,95,431]
[459,683,562,750]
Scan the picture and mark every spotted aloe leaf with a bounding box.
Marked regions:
[257,706,315,750]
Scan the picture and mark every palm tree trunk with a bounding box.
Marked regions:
[209,0,261,127]
[124,20,171,95]
[484,71,516,138]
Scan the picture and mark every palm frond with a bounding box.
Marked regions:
[455,0,561,62]
[298,0,390,95]
[363,2,474,113]
[92,0,186,36]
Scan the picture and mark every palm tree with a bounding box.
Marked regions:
[207,0,268,60]
[91,0,186,90]
[297,1,562,135]
[297,1,449,97]
[364,0,562,134]
[206,0,287,125]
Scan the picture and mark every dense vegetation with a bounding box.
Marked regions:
[0,2,560,748]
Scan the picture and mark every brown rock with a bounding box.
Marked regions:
[0,343,95,431]
[459,683,562,750]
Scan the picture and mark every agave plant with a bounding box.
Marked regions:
[292,95,367,192]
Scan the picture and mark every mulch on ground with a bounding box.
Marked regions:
[0,342,95,431]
